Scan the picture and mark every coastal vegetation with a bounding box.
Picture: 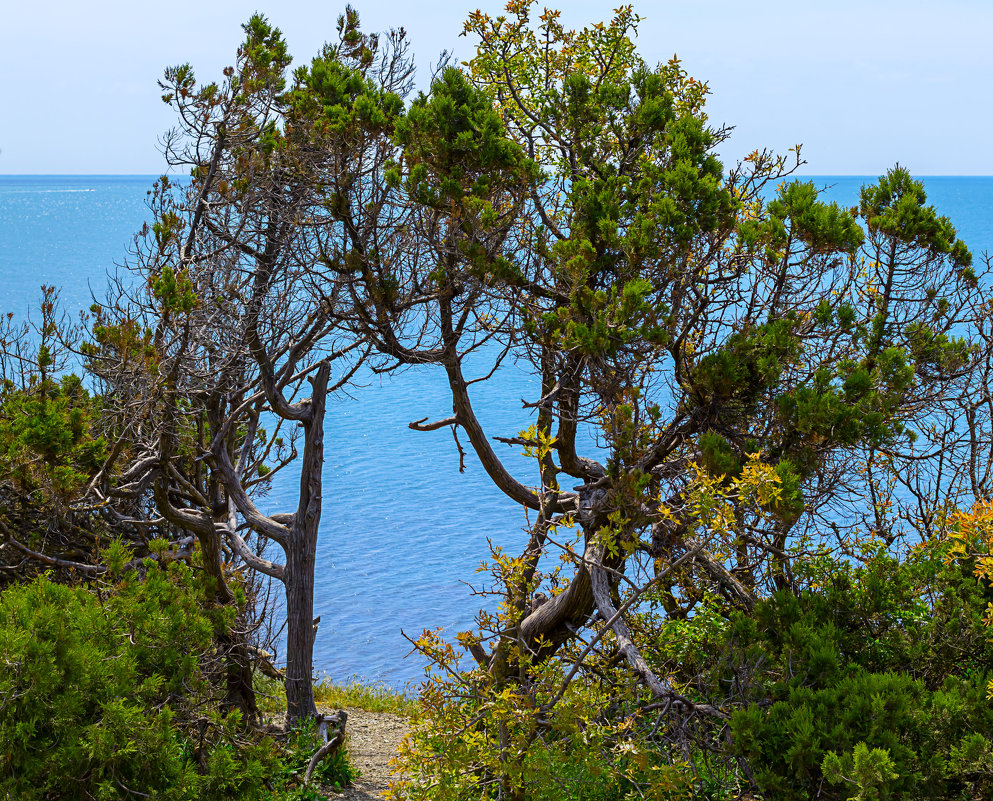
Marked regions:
[4,2,993,799]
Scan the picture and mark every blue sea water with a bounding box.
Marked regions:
[2,173,993,688]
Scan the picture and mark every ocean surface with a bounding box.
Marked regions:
[2,173,993,688]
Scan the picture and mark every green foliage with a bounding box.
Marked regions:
[84,314,156,369]
[698,431,741,478]
[275,720,357,797]
[396,67,533,202]
[1,564,231,799]
[731,670,923,800]
[288,41,403,139]
[0,562,352,800]
[859,167,971,268]
[693,317,801,415]
[822,743,900,801]
[237,14,292,98]
[709,544,993,801]
[739,180,864,260]
[0,373,107,498]
[151,265,197,313]
[393,65,537,289]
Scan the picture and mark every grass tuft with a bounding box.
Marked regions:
[313,677,420,716]
[254,673,419,717]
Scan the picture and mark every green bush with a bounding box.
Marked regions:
[715,544,993,801]
[0,372,107,499]
[0,555,348,800]
[1,564,205,799]
[275,720,358,798]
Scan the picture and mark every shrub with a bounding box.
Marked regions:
[0,555,348,800]
[717,544,993,801]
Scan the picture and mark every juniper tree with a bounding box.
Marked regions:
[345,4,993,797]
[81,13,416,724]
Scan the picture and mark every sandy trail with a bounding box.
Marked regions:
[327,707,409,800]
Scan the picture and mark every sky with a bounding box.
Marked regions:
[2,0,992,175]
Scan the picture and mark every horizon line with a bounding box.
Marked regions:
[5,173,993,179]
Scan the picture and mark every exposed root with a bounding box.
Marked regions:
[305,709,348,786]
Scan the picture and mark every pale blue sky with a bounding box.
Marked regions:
[2,0,991,175]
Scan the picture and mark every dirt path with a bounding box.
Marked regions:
[329,707,409,800]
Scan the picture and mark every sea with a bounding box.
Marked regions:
[2,173,993,689]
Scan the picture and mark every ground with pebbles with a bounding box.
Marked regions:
[326,706,410,800]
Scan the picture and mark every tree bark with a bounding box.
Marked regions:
[283,362,330,724]
[284,547,318,722]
